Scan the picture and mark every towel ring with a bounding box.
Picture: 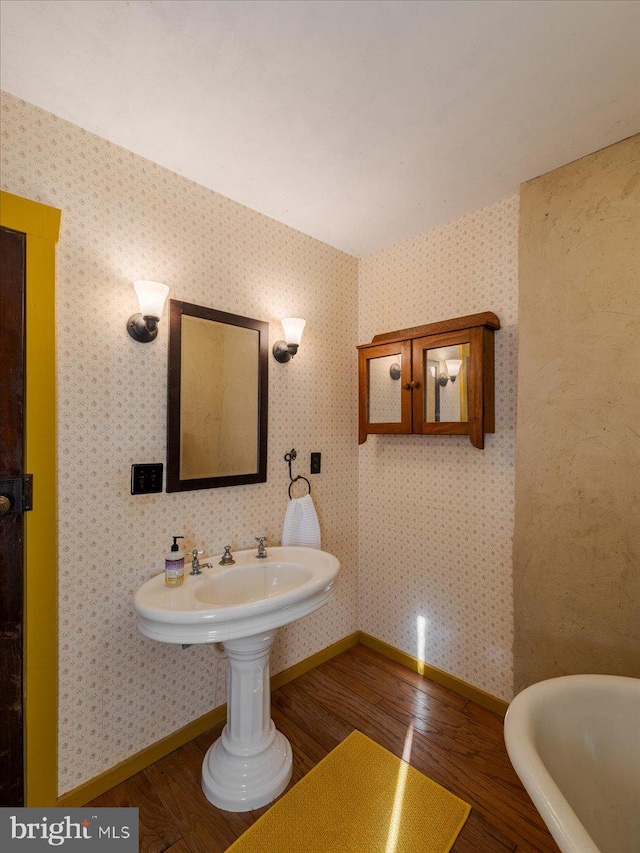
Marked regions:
[288,476,311,500]
[285,449,311,500]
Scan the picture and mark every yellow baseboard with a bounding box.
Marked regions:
[57,704,228,808]
[57,629,506,806]
[57,633,360,807]
[358,632,509,717]
[270,632,360,692]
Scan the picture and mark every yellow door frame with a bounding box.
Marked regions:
[1,190,61,806]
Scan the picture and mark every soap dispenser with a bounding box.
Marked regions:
[165,535,185,587]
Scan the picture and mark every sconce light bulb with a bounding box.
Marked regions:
[273,317,306,363]
[128,280,170,343]
[281,317,306,346]
[134,280,170,319]
[445,359,463,383]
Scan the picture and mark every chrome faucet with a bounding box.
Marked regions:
[188,549,212,575]
[219,545,235,566]
[255,537,268,559]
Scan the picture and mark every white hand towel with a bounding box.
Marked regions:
[282,494,321,549]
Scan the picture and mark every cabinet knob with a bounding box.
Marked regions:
[410,380,420,389]
[402,383,411,390]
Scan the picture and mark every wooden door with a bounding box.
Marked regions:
[412,330,473,439]
[358,340,412,443]
[412,328,491,449]
[0,225,27,805]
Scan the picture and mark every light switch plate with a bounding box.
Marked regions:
[131,463,163,494]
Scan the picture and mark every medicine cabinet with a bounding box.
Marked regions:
[358,312,500,449]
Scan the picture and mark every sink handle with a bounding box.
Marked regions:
[255,537,268,559]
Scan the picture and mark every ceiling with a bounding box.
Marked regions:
[1,0,638,256]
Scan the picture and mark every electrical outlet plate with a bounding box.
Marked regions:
[310,452,321,474]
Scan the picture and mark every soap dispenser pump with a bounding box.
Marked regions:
[165,535,185,587]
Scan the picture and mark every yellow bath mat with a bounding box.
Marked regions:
[226,730,470,853]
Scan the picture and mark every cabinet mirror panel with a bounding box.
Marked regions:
[167,301,268,491]
[368,353,403,423]
[423,343,470,423]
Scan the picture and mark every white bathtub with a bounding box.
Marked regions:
[504,674,640,853]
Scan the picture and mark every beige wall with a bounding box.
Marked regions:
[514,135,640,693]
[358,196,520,701]
[0,91,359,795]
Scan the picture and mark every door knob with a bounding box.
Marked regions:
[0,495,10,515]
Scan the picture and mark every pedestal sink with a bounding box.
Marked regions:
[134,545,340,811]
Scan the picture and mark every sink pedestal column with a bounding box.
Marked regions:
[201,630,292,812]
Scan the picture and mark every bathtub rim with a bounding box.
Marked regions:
[504,673,640,853]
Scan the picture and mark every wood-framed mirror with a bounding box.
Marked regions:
[166,300,269,491]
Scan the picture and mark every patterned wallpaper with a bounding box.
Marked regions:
[358,195,519,700]
[0,91,359,795]
[2,88,520,796]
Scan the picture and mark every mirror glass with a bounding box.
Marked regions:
[180,316,259,479]
[167,301,268,491]
[368,353,402,423]
[424,343,470,423]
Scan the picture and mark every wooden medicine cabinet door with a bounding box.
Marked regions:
[358,312,499,449]
[358,339,412,443]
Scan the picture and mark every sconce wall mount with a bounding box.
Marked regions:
[273,317,306,363]
[127,280,170,343]
[438,358,463,386]
[128,313,160,343]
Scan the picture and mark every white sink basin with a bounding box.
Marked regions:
[193,562,313,607]
[134,544,340,812]
[134,545,339,644]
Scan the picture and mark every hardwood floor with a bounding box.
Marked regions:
[89,644,560,853]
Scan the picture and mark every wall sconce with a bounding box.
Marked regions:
[438,359,463,386]
[127,280,170,343]
[272,317,306,363]
[389,362,401,380]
